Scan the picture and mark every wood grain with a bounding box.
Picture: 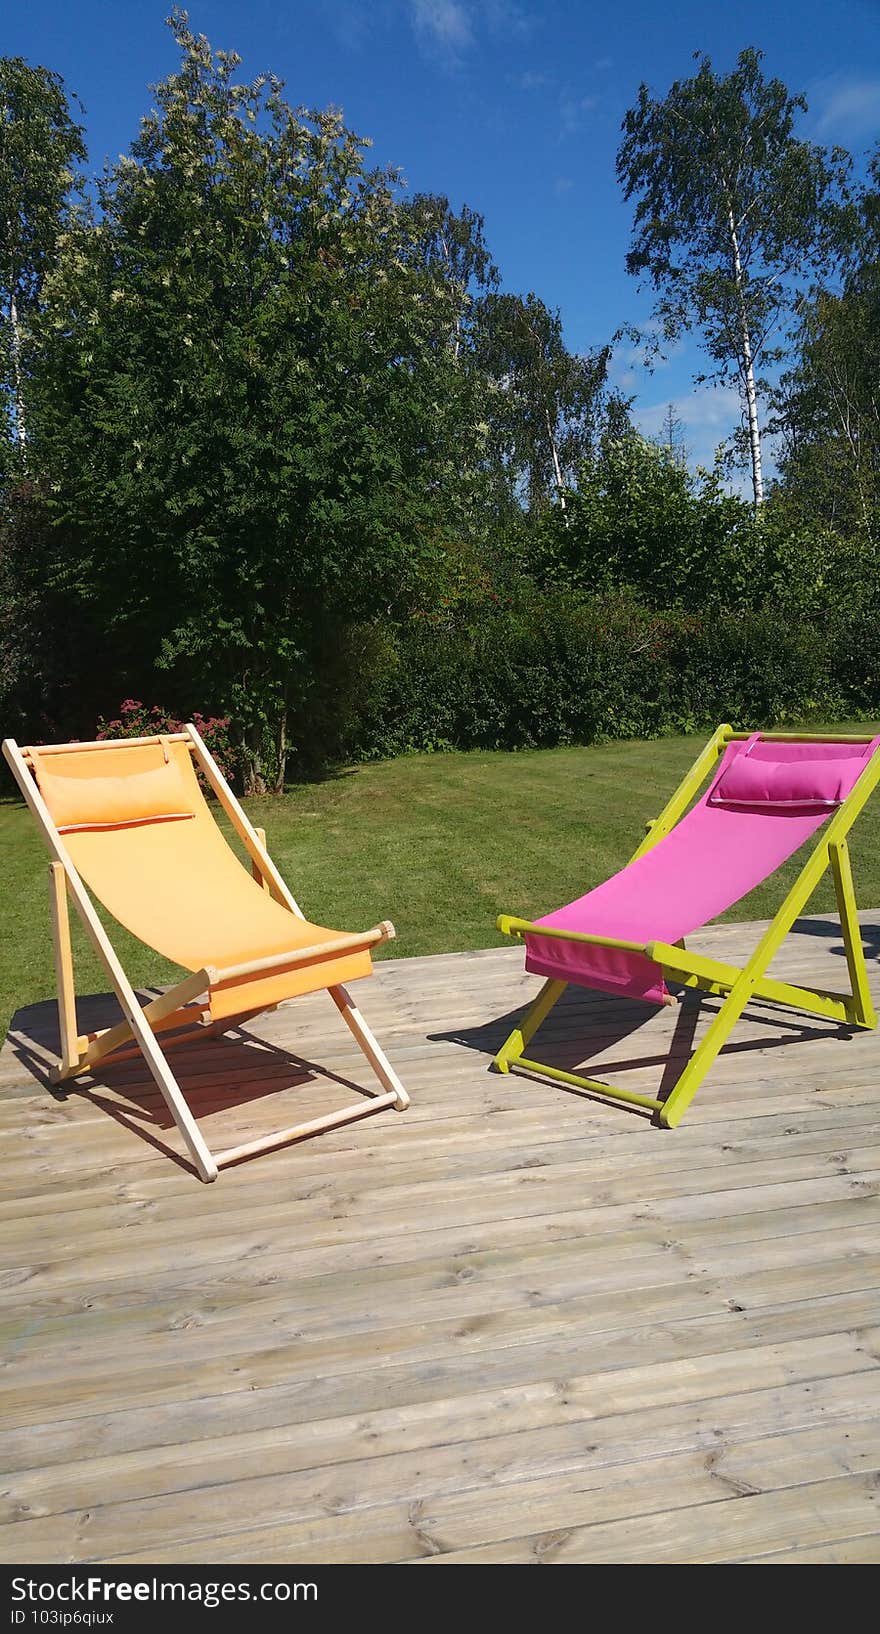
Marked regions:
[0,912,878,1564]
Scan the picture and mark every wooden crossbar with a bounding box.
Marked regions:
[55,968,214,1083]
[22,733,191,761]
[214,1091,400,1168]
[215,922,395,983]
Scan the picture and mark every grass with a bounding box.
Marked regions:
[2,722,879,1044]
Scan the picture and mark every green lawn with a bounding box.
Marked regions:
[2,723,879,1044]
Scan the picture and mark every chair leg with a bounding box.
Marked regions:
[660,828,856,1125]
[121,1006,219,1181]
[494,977,567,1073]
[329,984,410,1108]
[49,862,79,1078]
[53,968,212,1084]
[658,972,758,1128]
[830,839,876,1028]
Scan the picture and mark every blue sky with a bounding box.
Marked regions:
[7,1,880,480]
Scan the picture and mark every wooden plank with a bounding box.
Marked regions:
[417,1473,880,1564]
[2,1168,880,1346]
[2,1108,877,1266]
[2,1160,877,1363]
[0,917,878,1563]
[3,1167,880,1379]
[2,1248,878,1436]
[2,1370,879,1563]
[1,1283,877,1480]
[103,1413,880,1564]
[3,1142,879,1306]
[743,1535,880,1563]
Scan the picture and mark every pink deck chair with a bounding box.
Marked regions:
[495,726,880,1126]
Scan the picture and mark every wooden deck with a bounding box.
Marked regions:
[1,912,879,1565]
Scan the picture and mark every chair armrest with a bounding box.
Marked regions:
[214,922,395,983]
[497,914,646,955]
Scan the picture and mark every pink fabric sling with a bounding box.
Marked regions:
[524,736,880,1006]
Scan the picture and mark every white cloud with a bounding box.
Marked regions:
[517,68,552,91]
[485,0,534,37]
[409,0,474,51]
[635,383,746,484]
[812,73,880,140]
[559,91,598,137]
[329,2,538,63]
[554,175,573,195]
[637,383,740,437]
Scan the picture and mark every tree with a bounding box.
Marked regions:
[774,148,880,539]
[473,291,609,519]
[30,11,481,790]
[394,192,504,547]
[0,56,85,461]
[617,48,850,506]
[534,426,753,608]
[659,402,688,469]
[399,193,498,359]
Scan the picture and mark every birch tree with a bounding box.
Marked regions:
[399,194,497,359]
[0,57,85,461]
[775,148,880,538]
[474,291,609,518]
[617,49,849,506]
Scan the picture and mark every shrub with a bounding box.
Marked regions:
[532,434,755,611]
[667,609,840,727]
[340,586,843,760]
[759,513,877,624]
[95,700,240,787]
[829,604,880,712]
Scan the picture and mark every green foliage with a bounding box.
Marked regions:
[773,147,880,541]
[25,12,484,790]
[618,48,852,501]
[833,608,880,714]
[328,583,843,762]
[472,291,611,515]
[1,20,878,790]
[532,429,754,608]
[758,512,878,623]
[0,479,96,740]
[0,55,86,458]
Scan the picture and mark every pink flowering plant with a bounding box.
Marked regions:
[96,701,240,789]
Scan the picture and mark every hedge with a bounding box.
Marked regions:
[285,588,855,767]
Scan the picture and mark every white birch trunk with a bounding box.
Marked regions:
[9,291,26,448]
[726,206,763,506]
[439,232,462,362]
[545,404,568,521]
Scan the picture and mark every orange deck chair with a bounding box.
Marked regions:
[3,725,409,1181]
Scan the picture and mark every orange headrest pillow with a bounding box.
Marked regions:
[35,755,198,832]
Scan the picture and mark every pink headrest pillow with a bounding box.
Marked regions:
[708,753,862,810]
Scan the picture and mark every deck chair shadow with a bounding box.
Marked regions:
[495,725,880,1126]
[3,726,409,1181]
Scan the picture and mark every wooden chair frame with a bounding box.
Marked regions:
[495,726,880,1127]
[3,726,409,1182]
